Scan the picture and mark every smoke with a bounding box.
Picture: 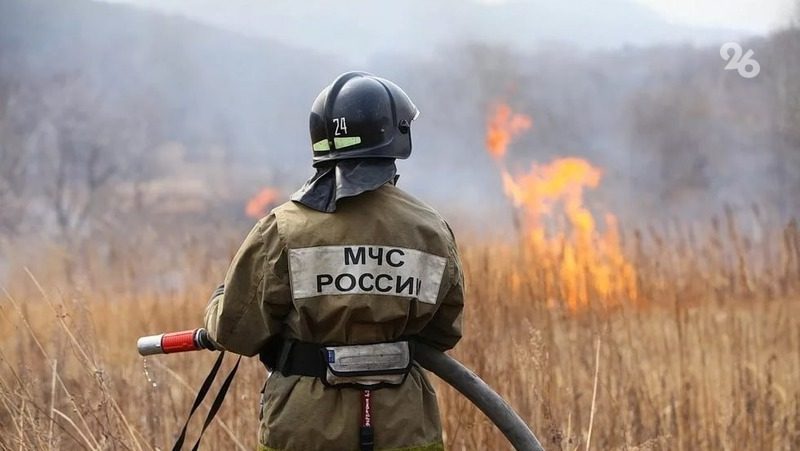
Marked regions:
[0,0,798,245]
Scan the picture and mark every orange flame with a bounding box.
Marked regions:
[245,187,281,219]
[485,102,637,312]
[485,103,532,159]
[501,158,601,231]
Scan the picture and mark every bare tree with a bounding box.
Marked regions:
[626,85,715,213]
[0,82,34,238]
[769,26,800,214]
[23,75,159,242]
[0,123,28,236]
[30,78,113,239]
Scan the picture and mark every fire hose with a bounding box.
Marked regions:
[137,329,545,451]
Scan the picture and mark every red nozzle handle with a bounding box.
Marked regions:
[162,329,202,353]
[137,328,213,356]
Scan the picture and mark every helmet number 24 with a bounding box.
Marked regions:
[333,117,348,136]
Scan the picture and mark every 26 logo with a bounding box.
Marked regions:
[720,42,760,79]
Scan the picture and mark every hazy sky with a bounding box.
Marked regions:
[108,0,795,34]
[633,0,795,32]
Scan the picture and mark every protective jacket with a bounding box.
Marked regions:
[204,183,465,451]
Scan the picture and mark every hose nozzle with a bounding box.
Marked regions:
[137,328,213,356]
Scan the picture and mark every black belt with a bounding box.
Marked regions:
[271,340,328,377]
[261,339,416,378]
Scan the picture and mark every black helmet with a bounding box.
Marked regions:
[309,72,419,167]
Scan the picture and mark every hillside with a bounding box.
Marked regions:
[0,0,798,231]
[108,0,747,59]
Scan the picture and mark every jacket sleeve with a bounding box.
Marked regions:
[416,223,465,351]
[204,213,292,357]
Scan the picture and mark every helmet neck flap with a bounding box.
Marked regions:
[290,159,397,213]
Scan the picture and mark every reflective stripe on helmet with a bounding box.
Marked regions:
[333,137,362,149]
[313,137,363,152]
[313,139,331,152]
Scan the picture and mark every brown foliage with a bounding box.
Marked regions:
[1,215,799,450]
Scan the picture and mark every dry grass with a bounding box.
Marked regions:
[1,211,799,450]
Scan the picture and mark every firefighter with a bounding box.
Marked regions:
[204,71,465,451]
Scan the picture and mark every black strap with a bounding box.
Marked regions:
[172,352,241,451]
[190,356,241,451]
[172,352,224,451]
[360,389,374,451]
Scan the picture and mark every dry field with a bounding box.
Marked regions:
[1,208,799,451]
